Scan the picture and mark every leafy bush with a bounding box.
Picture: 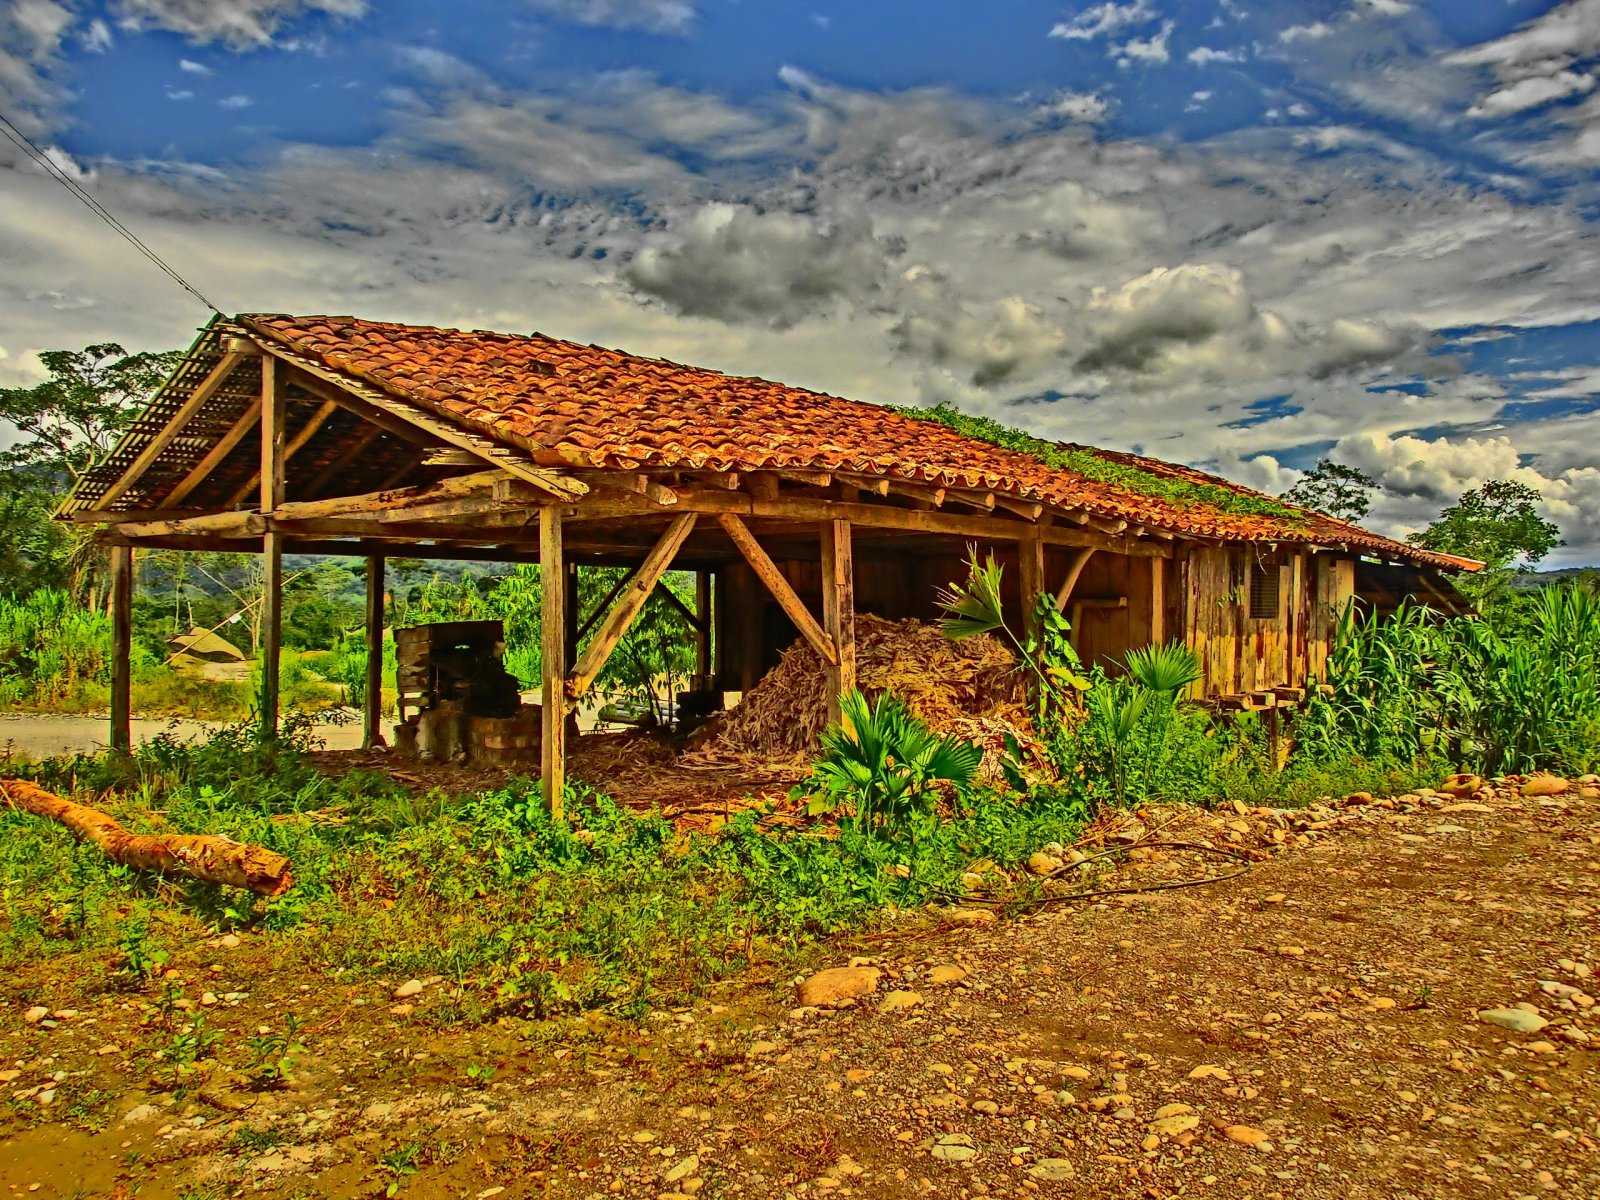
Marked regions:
[791,689,983,839]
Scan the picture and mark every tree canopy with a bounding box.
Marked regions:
[1279,459,1379,524]
[1408,480,1564,572]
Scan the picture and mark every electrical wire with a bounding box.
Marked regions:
[0,107,224,314]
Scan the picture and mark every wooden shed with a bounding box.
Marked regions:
[60,314,1475,810]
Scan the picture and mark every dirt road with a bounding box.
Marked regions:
[0,712,364,760]
[3,781,1597,1199]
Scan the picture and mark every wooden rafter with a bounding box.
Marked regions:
[717,513,838,667]
[567,514,698,699]
[224,397,341,508]
[244,334,588,502]
[95,350,249,510]
[162,397,262,508]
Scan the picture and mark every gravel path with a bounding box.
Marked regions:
[2,776,1597,1199]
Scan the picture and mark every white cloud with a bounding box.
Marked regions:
[0,0,74,133]
[1353,0,1410,16]
[114,0,367,48]
[624,204,886,328]
[1048,0,1157,42]
[525,0,696,34]
[1188,46,1243,66]
[81,17,113,51]
[178,57,211,74]
[1468,70,1595,119]
[1447,0,1600,72]
[165,87,194,100]
[1014,181,1166,260]
[1279,21,1335,43]
[1116,20,1173,66]
[891,277,1069,386]
[218,93,253,108]
[1036,89,1111,123]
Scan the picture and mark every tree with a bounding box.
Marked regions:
[1280,459,1380,524]
[0,343,181,484]
[0,343,181,598]
[1408,480,1564,572]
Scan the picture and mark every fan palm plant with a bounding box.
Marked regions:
[793,689,983,840]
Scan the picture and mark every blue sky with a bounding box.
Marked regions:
[2,0,1599,560]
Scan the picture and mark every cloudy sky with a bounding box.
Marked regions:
[3,0,1599,562]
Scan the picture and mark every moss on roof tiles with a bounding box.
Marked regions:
[893,402,1308,527]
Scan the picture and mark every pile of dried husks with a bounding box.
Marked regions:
[699,615,1028,762]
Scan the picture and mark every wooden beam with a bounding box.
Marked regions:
[271,468,512,522]
[95,350,249,510]
[820,519,856,728]
[540,507,566,820]
[1055,547,1095,611]
[298,421,381,500]
[253,340,587,501]
[995,496,1044,522]
[422,448,481,467]
[568,515,698,699]
[108,543,133,755]
[363,556,385,750]
[1018,530,1045,642]
[948,489,997,513]
[1150,557,1166,645]
[716,513,837,667]
[224,397,341,508]
[746,471,780,503]
[115,510,265,539]
[162,395,261,507]
[259,355,286,741]
[694,570,712,680]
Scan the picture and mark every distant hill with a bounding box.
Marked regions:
[1511,566,1600,589]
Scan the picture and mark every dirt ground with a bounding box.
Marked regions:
[0,712,365,761]
[3,778,1598,1200]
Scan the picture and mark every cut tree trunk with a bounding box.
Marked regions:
[0,779,294,897]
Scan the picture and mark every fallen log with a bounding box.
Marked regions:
[0,779,294,897]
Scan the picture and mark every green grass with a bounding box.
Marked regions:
[0,723,1088,1019]
[896,401,1309,523]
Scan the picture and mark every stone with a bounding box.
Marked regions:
[879,990,923,1013]
[931,1134,977,1162]
[122,1104,161,1124]
[928,964,967,986]
[797,967,882,1008]
[1150,1113,1200,1136]
[1224,1125,1272,1148]
[1440,802,1492,813]
[1028,1159,1076,1181]
[748,1041,779,1055]
[393,979,424,1000]
[1478,1008,1549,1034]
[941,907,998,926]
[1153,1103,1195,1118]
[1026,852,1062,876]
[1520,776,1569,797]
[1188,1065,1231,1081]
[22,1005,48,1025]
[664,1156,699,1183]
[971,1100,1000,1115]
[1439,774,1483,798]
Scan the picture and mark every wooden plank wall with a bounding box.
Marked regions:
[1182,547,1357,697]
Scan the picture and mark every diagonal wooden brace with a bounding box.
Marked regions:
[717,513,837,668]
[567,514,699,699]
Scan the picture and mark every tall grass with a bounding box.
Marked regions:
[1298,584,1600,776]
[0,589,141,707]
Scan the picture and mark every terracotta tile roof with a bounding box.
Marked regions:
[237,314,1461,568]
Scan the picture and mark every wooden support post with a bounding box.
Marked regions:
[1018,530,1045,641]
[820,519,856,729]
[362,555,385,750]
[695,570,712,682]
[108,543,133,755]
[1150,556,1167,646]
[540,507,565,820]
[258,355,286,740]
[717,514,837,667]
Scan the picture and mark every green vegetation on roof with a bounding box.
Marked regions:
[895,402,1308,525]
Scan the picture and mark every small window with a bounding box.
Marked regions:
[1248,559,1281,620]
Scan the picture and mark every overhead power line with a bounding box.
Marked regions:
[0,107,224,315]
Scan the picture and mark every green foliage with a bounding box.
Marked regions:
[243,1015,306,1088]
[898,401,1307,523]
[1279,459,1379,524]
[1408,479,1563,571]
[0,343,181,483]
[1296,584,1600,776]
[792,690,983,839]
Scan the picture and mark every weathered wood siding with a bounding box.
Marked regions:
[1181,546,1356,697]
